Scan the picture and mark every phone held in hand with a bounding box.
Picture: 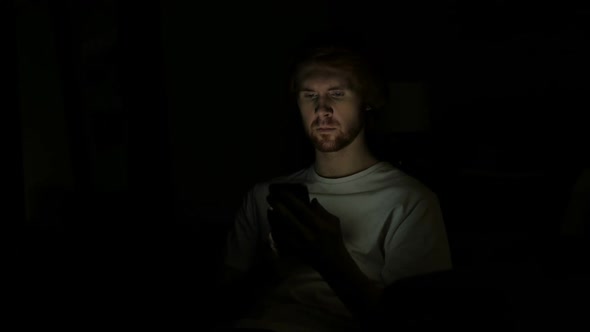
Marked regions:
[267,183,309,257]
[268,183,310,206]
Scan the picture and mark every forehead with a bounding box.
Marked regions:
[298,66,353,90]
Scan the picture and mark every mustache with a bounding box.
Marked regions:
[312,118,339,128]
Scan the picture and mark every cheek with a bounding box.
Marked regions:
[299,108,315,124]
[340,109,363,129]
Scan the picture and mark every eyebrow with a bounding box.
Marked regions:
[299,85,348,92]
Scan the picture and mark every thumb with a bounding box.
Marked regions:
[311,198,327,213]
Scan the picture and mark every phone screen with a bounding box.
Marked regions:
[269,183,310,204]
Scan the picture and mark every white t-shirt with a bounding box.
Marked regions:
[224,161,452,332]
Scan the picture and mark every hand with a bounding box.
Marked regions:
[267,190,347,268]
[268,190,385,323]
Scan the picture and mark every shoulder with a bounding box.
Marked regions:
[376,162,439,206]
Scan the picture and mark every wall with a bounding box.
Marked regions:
[16,0,74,223]
[160,2,326,220]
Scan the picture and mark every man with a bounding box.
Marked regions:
[218,46,452,331]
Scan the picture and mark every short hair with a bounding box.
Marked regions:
[288,46,387,111]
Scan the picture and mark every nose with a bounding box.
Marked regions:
[315,95,333,117]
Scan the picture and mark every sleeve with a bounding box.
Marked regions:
[381,194,453,285]
[224,186,262,273]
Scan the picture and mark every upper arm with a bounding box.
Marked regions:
[224,187,262,272]
[381,195,452,285]
[219,265,248,287]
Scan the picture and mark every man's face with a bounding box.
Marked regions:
[297,67,365,153]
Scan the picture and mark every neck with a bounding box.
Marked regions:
[314,132,379,179]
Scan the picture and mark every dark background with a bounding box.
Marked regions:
[10,0,589,330]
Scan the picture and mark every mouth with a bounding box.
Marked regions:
[316,127,337,132]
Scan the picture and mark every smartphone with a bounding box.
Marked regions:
[268,183,310,204]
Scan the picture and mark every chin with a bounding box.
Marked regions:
[312,135,351,152]
[315,144,341,153]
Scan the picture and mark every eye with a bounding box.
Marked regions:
[301,92,318,100]
[329,90,345,98]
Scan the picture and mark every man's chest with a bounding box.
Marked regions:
[309,192,393,246]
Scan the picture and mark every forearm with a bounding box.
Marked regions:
[315,248,384,326]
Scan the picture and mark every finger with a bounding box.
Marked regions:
[268,216,304,255]
[277,192,319,230]
[267,194,278,210]
[268,209,295,243]
[269,208,304,244]
[273,201,315,242]
[273,226,302,248]
[311,198,330,216]
[311,198,322,209]
[268,208,279,223]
